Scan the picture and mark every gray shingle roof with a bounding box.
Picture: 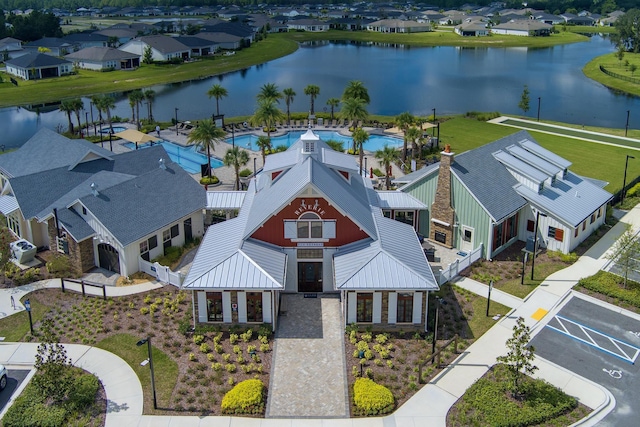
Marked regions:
[0,128,113,178]
[57,208,95,242]
[5,52,72,69]
[138,35,190,54]
[451,131,530,222]
[65,46,140,61]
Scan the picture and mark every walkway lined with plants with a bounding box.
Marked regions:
[266,294,349,418]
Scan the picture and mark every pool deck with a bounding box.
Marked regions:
[110,121,407,191]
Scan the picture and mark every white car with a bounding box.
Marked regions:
[0,364,7,390]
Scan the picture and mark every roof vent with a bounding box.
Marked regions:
[159,158,166,170]
[90,182,99,197]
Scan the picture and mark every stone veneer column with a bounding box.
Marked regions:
[429,145,456,248]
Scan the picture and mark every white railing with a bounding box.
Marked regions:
[438,244,484,285]
[138,258,184,287]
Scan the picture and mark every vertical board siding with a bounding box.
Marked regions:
[373,292,382,324]
[412,292,423,324]
[451,176,490,256]
[237,291,247,323]
[222,292,232,323]
[197,291,207,322]
[263,291,272,323]
[347,292,357,324]
[388,292,397,324]
[404,172,438,237]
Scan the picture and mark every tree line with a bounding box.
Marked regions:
[0,10,62,41]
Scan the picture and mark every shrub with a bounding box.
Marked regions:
[229,333,239,344]
[199,176,220,185]
[578,270,640,307]
[353,378,394,416]
[221,379,265,415]
[225,363,237,373]
[193,335,205,345]
[200,343,211,353]
[68,373,100,409]
[45,254,76,277]
[239,168,252,177]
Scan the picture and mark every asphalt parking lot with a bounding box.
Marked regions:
[531,296,640,427]
[0,369,30,414]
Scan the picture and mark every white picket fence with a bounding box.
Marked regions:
[438,244,483,285]
[138,258,184,287]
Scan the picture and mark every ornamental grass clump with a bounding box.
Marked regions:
[353,378,394,416]
[221,379,265,415]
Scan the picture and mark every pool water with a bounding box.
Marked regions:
[226,130,403,152]
[100,126,127,134]
[123,141,223,174]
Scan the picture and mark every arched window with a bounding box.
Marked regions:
[297,212,323,238]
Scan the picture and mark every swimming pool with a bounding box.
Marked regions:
[100,126,127,134]
[226,130,403,152]
[123,141,223,174]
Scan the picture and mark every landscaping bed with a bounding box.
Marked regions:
[344,284,512,414]
[3,286,273,416]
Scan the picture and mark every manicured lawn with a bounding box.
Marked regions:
[583,52,640,97]
[97,333,178,412]
[0,296,50,341]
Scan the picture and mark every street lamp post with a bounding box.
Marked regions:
[137,337,157,410]
[85,112,89,138]
[175,107,179,136]
[626,110,630,137]
[232,126,235,149]
[530,210,547,280]
[486,280,493,317]
[537,97,541,122]
[622,154,636,203]
[89,102,96,136]
[431,296,443,355]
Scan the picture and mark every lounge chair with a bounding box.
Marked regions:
[332,120,337,128]
[295,120,301,128]
[303,119,308,128]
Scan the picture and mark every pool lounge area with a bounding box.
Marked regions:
[226,130,403,152]
[122,141,223,174]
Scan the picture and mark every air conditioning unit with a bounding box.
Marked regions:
[10,239,37,264]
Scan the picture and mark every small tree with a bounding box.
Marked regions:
[606,225,640,288]
[616,46,625,66]
[143,45,153,64]
[33,319,74,404]
[518,85,530,115]
[631,64,638,76]
[496,317,537,397]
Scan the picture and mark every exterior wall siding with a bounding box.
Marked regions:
[450,175,491,256]
[345,290,428,329]
[403,171,438,237]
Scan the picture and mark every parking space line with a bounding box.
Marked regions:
[545,314,640,364]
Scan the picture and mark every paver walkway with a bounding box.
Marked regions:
[266,294,349,418]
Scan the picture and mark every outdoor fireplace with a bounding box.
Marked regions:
[429,145,456,249]
[434,231,446,244]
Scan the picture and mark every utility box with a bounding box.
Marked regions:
[526,236,536,253]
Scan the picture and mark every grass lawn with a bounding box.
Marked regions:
[583,52,640,97]
[97,333,178,412]
[0,296,51,341]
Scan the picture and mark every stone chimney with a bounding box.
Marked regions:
[430,145,456,248]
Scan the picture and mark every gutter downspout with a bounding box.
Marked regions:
[424,291,429,333]
[53,208,61,238]
[191,290,196,330]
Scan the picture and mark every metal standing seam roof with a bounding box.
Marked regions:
[395,162,439,186]
[206,191,246,210]
[520,139,571,169]
[375,191,427,209]
[505,145,562,177]
[514,171,612,227]
[0,195,19,215]
[321,148,359,172]
[493,150,549,184]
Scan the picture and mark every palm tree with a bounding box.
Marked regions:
[207,83,228,116]
[256,83,282,104]
[99,95,116,134]
[69,98,84,136]
[128,90,144,130]
[187,119,226,178]
[326,98,340,120]
[91,95,104,131]
[405,126,422,160]
[223,146,250,190]
[59,100,75,134]
[250,99,284,140]
[396,111,415,162]
[340,97,369,129]
[283,88,296,125]
[304,84,320,115]
[342,80,370,104]
[255,135,272,165]
[351,127,370,174]
[128,97,136,126]
[375,145,400,190]
[144,89,156,122]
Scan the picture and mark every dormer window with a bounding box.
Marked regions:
[538,182,544,193]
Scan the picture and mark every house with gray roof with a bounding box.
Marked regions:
[65,46,140,70]
[63,32,109,49]
[491,19,552,36]
[0,128,205,276]
[184,129,438,330]
[119,34,191,62]
[5,52,73,80]
[0,37,26,60]
[23,37,75,56]
[367,19,432,33]
[397,131,612,260]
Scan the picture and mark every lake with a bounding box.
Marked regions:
[1,35,631,149]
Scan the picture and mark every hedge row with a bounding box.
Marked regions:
[353,378,394,416]
[221,379,264,415]
[452,364,577,427]
[577,270,640,308]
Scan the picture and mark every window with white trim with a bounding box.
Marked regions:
[163,229,171,242]
[7,214,20,237]
[297,212,323,238]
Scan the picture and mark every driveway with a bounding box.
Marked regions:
[531,295,640,427]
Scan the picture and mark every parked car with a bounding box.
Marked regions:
[0,364,6,390]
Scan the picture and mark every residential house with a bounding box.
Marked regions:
[93,28,139,46]
[65,46,140,70]
[491,20,552,36]
[0,129,205,277]
[455,21,489,36]
[600,11,624,26]
[0,37,26,60]
[367,19,431,33]
[23,37,74,56]
[63,32,109,50]
[119,35,190,62]
[183,130,438,330]
[195,32,243,50]
[397,131,611,259]
[5,52,73,80]
[172,36,218,57]
[287,18,330,32]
